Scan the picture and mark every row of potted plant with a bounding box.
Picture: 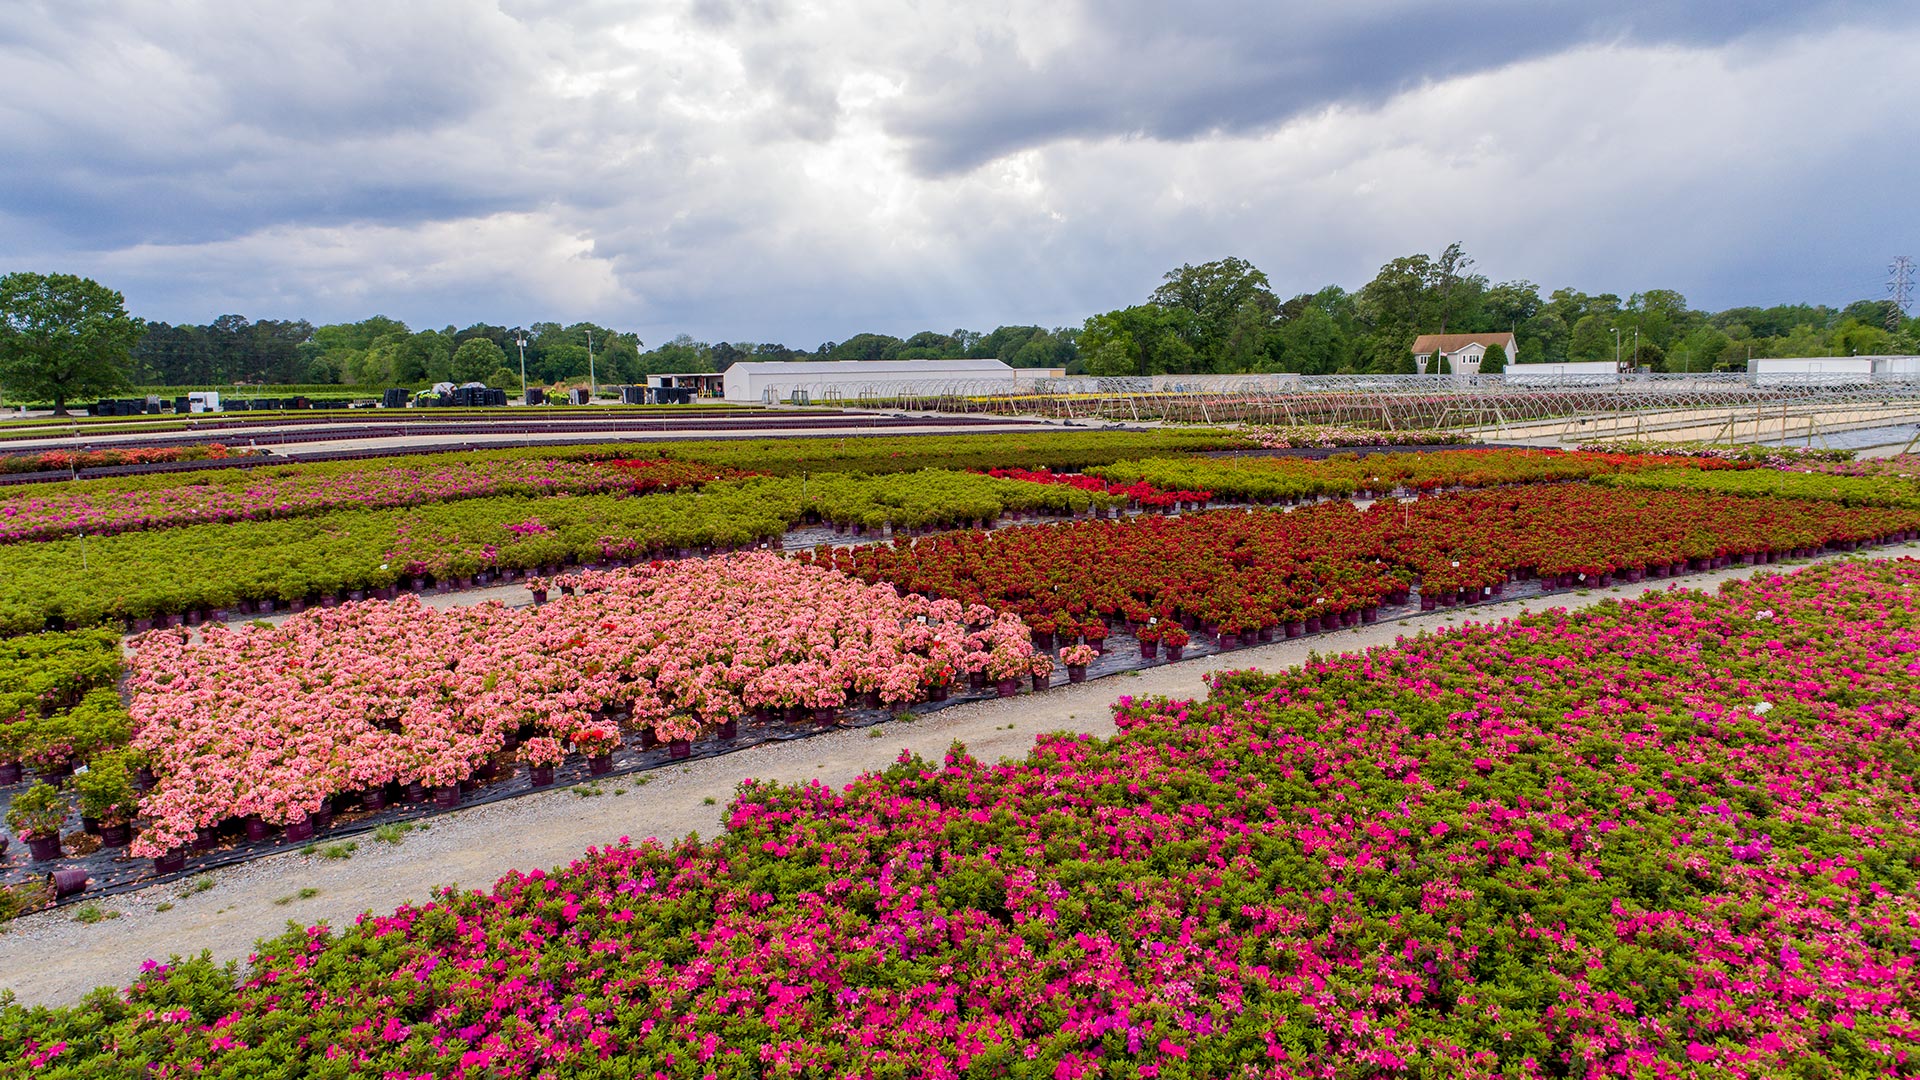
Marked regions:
[0,442,257,476]
[1086,447,1746,503]
[4,747,144,862]
[12,558,1917,1075]
[810,485,1920,640]
[1574,438,1856,466]
[0,463,1249,636]
[649,427,1251,477]
[0,454,746,544]
[120,554,1038,861]
[982,467,1214,509]
[1241,424,1473,449]
[1596,466,1920,510]
[0,627,126,784]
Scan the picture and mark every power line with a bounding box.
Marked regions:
[1891,255,1915,332]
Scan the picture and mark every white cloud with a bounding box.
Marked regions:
[0,1,1913,341]
[92,212,624,324]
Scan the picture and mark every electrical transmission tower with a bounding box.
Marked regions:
[1891,255,1915,332]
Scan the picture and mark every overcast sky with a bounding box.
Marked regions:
[2,0,1914,345]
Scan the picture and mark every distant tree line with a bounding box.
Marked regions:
[1079,247,1920,376]
[11,252,1920,403]
[125,317,1085,387]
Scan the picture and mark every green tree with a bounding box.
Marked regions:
[826,333,905,361]
[1568,315,1616,363]
[451,337,508,383]
[1009,329,1078,369]
[1479,280,1542,333]
[1626,289,1697,352]
[1355,253,1436,373]
[1775,324,1828,358]
[1428,242,1485,334]
[385,329,453,383]
[1478,343,1507,374]
[899,330,960,358]
[0,272,143,413]
[1672,326,1731,373]
[637,334,714,376]
[1150,257,1279,372]
[1079,305,1195,376]
[1269,302,1348,374]
[1831,318,1893,357]
[536,343,590,383]
[1520,311,1570,363]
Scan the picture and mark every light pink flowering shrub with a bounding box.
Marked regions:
[124,553,1026,854]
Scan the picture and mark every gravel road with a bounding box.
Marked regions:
[3,544,1913,1008]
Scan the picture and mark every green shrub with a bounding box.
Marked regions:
[4,781,68,840]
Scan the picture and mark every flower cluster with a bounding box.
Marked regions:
[1576,438,1856,466]
[1088,447,1747,504]
[1243,424,1472,449]
[0,443,255,476]
[517,736,565,768]
[810,484,1920,638]
[0,456,739,544]
[983,466,1212,509]
[16,559,1920,1076]
[122,553,1027,855]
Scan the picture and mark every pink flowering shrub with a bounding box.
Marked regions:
[124,553,1026,854]
[22,558,1920,1076]
[1245,424,1472,449]
[518,736,565,768]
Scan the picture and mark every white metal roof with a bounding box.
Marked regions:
[724,359,1014,377]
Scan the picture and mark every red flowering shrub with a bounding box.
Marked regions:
[807,485,1920,637]
[0,443,255,476]
[984,466,1212,509]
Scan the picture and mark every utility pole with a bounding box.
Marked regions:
[1891,256,1915,333]
[514,333,529,403]
[586,329,597,401]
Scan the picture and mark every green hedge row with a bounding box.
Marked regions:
[1595,468,1920,509]
[0,471,1126,634]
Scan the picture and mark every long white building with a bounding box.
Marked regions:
[1749,356,1920,384]
[722,359,1020,403]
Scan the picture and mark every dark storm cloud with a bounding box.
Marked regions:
[885,0,1882,175]
[1,0,1913,340]
[0,0,535,246]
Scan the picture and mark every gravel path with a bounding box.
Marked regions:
[3,543,1914,1008]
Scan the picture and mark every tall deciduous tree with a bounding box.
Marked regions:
[1150,256,1279,371]
[451,337,509,383]
[1080,305,1195,376]
[0,272,143,414]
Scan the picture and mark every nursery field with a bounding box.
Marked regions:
[6,465,1918,885]
[5,558,1919,1077]
[0,443,1787,636]
[5,431,1920,1076]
